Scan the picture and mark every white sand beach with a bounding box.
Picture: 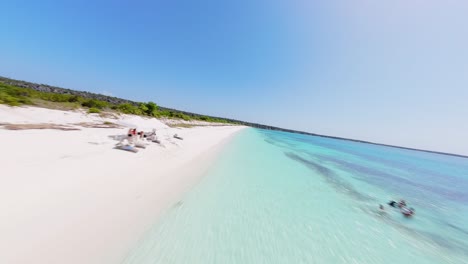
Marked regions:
[0,105,244,264]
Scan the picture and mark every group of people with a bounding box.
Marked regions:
[127,128,147,140]
[123,128,150,146]
[115,128,156,152]
[116,127,184,153]
[379,199,415,217]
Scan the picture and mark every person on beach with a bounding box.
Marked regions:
[138,131,147,140]
[124,128,138,145]
[388,200,397,207]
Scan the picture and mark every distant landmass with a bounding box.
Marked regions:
[1,76,466,159]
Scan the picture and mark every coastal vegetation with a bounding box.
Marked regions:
[87,107,101,114]
[1,76,467,158]
[0,81,232,124]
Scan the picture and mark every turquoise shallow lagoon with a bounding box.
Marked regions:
[124,128,468,264]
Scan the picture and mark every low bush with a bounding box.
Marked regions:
[81,99,108,109]
[88,107,101,113]
[0,91,21,106]
[0,85,33,106]
[116,103,142,115]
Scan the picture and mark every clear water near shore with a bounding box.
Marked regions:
[123,128,468,264]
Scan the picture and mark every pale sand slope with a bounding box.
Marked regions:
[0,105,245,264]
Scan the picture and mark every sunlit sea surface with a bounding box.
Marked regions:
[123,128,468,264]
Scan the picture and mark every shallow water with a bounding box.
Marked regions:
[123,128,468,264]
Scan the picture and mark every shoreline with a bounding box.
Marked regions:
[3,74,466,158]
[0,105,245,264]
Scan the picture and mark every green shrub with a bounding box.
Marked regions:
[0,91,21,106]
[154,110,169,118]
[68,95,82,102]
[116,103,142,115]
[177,113,191,121]
[88,107,101,113]
[138,103,149,114]
[145,102,158,116]
[37,93,76,102]
[18,97,33,105]
[0,85,33,106]
[81,99,108,109]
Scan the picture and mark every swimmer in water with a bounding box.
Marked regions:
[398,199,407,208]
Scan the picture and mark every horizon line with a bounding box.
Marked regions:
[1,75,466,159]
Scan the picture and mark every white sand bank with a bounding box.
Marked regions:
[0,105,245,264]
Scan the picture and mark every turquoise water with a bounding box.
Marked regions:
[123,128,468,264]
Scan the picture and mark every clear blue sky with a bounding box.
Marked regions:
[1,0,467,155]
